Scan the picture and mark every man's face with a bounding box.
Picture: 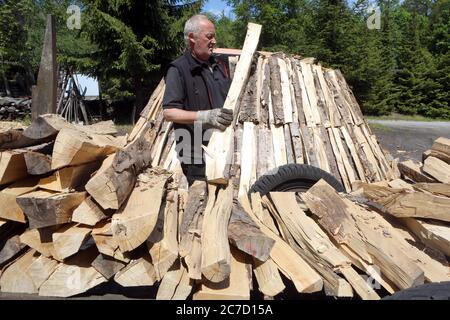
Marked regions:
[189,19,216,61]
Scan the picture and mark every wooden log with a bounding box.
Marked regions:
[24,151,52,175]
[16,190,87,229]
[299,61,322,125]
[300,126,318,167]
[111,168,171,252]
[238,60,259,123]
[0,150,28,185]
[23,114,69,141]
[0,177,39,222]
[284,124,295,164]
[201,183,234,283]
[423,149,450,165]
[278,58,293,123]
[268,55,285,125]
[423,156,450,183]
[413,183,450,197]
[19,226,58,258]
[431,137,450,159]
[312,65,331,127]
[52,223,92,261]
[242,195,323,293]
[228,202,275,262]
[113,255,157,287]
[39,247,107,297]
[259,58,271,126]
[205,23,262,184]
[51,128,125,170]
[39,161,100,192]
[398,160,436,183]
[91,253,127,280]
[289,122,305,164]
[253,258,285,297]
[301,180,424,290]
[354,182,450,223]
[85,153,136,210]
[156,261,192,300]
[255,126,276,178]
[270,124,287,167]
[91,221,129,263]
[194,247,251,300]
[0,235,27,266]
[403,218,450,257]
[71,197,108,226]
[147,186,179,281]
[315,65,341,127]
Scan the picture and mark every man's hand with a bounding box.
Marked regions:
[197,108,233,131]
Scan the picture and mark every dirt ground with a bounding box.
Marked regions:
[369,120,450,163]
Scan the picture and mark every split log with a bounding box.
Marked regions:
[113,254,157,287]
[252,258,285,297]
[431,137,450,159]
[51,128,126,170]
[413,183,450,197]
[403,218,450,257]
[39,161,100,192]
[24,151,52,175]
[91,221,129,263]
[194,248,251,300]
[242,195,323,293]
[19,227,58,258]
[71,197,108,226]
[398,160,436,183]
[16,190,86,229]
[52,223,92,261]
[156,261,192,300]
[354,182,450,223]
[23,114,71,140]
[111,168,171,252]
[205,23,262,184]
[0,150,28,185]
[0,177,39,222]
[301,180,424,290]
[91,253,127,280]
[423,149,450,165]
[228,202,275,262]
[201,183,234,283]
[422,156,450,183]
[0,235,27,266]
[238,60,259,123]
[268,55,285,125]
[39,247,107,297]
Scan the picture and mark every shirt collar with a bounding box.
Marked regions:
[184,50,218,72]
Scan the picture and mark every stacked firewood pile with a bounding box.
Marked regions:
[0,23,449,298]
[0,97,32,121]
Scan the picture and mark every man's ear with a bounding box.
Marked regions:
[188,32,196,45]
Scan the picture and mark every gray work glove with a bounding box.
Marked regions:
[196,108,234,131]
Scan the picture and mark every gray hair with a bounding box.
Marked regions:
[184,14,210,47]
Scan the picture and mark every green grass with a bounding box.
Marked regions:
[366,113,450,122]
[368,122,393,132]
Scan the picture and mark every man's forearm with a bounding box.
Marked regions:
[163,108,198,124]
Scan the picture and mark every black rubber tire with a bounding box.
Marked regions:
[249,164,345,196]
[382,282,450,300]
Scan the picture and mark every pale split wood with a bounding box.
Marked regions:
[268,55,285,125]
[340,126,366,182]
[327,128,351,191]
[238,122,256,198]
[156,261,192,300]
[19,226,58,258]
[252,257,285,297]
[289,122,305,164]
[315,65,341,127]
[0,235,27,266]
[270,124,287,168]
[278,57,293,123]
[71,197,108,226]
[398,159,436,183]
[413,182,450,197]
[431,137,450,158]
[0,176,39,222]
[241,194,323,293]
[403,218,450,257]
[52,223,92,261]
[423,156,450,183]
[0,150,28,186]
[111,168,171,252]
[194,247,251,300]
[39,247,107,297]
[299,61,322,125]
[91,221,129,263]
[113,254,157,287]
[201,183,233,283]
[91,253,127,280]
[205,23,262,184]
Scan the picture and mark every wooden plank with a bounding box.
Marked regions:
[111,168,171,252]
[315,65,341,127]
[52,223,92,261]
[256,126,276,179]
[194,247,251,300]
[238,60,259,123]
[300,126,317,166]
[205,23,262,184]
[354,182,450,222]
[201,183,233,283]
[0,177,39,222]
[352,125,382,181]
[289,58,306,126]
[312,65,331,128]
[242,195,323,293]
[284,124,295,164]
[423,156,450,183]
[431,137,450,158]
[340,126,366,182]
[413,183,450,197]
[299,61,322,125]
[39,247,107,297]
[228,203,275,261]
[327,128,351,191]
[398,160,436,183]
[403,218,450,257]
[312,126,330,172]
[238,122,256,197]
[39,161,100,192]
[71,197,108,226]
[301,180,424,290]
[424,149,450,165]
[270,124,287,167]
[278,58,293,123]
[51,128,125,170]
[289,122,305,164]
[319,126,339,178]
[16,190,87,229]
[0,150,28,185]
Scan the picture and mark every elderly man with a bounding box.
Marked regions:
[162,15,233,185]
